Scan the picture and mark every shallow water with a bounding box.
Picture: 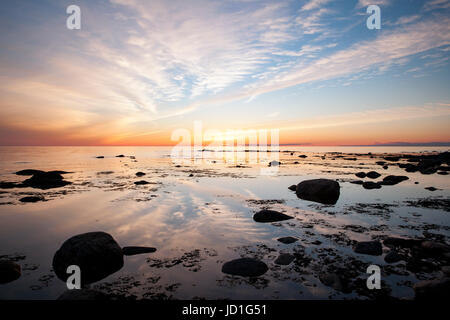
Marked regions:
[0,146,449,300]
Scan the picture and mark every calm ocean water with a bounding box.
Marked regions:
[0,146,449,299]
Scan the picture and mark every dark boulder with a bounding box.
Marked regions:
[384,251,404,263]
[384,237,422,248]
[0,260,21,284]
[19,196,45,203]
[288,185,297,191]
[122,246,157,256]
[366,171,381,179]
[380,175,409,186]
[15,169,45,176]
[253,209,293,223]
[354,241,382,256]
[96,156,105,159]
[135,172,146,177]
[222,258,268,277]
[115,155,125,158]
[295,179,340,205]
[23,171,71,189]
[355,172,366,178]
[362,181,382,190]
[52,232,124,285]
[134,180,150,185]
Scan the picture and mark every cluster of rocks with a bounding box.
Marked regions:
[350,173,409,190]
[0,170,72,190]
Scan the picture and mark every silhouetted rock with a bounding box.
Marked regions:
[354,241,382,256]
[222,258,268,277]
[384,156,400,162]
[425,187,438,191]
[274,253,295,265]
[277,237,298,244]
[288,185,296,191]
[380,175,409,186]
[0,260,21,284]
[96,156,104,159]
[116,155,125,158]
[58,289,109,300]
[384,251,404,263]
[52,232,124,285]
[350,180,364,185]
[23,171,71,189]
[134,180,150,185]
[135,172,146,177]
[122,246,156,256]
[15,169,45,176]
[0,181,23,189]
[362,181,382,190]
[298,155,307,158]
[295,179,340,205]
[355,172,366,178]
[253,209,293,223]
[19,196,45,203]
[366,171,381,179]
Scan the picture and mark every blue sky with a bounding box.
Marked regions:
[0,0,449,145]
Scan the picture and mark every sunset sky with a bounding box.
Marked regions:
[0,0,449,146]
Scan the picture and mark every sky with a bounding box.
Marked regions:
[0,0,449,146]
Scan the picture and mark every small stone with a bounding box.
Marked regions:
[122,246,157,256]
[354,241,382,256]
[277,237,298,244]
[384,251,403,263]
[274,253,295,265]
[253,209,293,223]
[222,258,268,277]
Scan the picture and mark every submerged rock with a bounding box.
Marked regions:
[222,258,268,277]
[295,179,340,205]
[354,241,382,256]
[52,232,124,285]
[274,253,295,265]
[122,246,157,256]
[253,209,293,223]
[0,260,21,284]
[277,237,298,244]
[23,171,71,189]
[19,196,45,203]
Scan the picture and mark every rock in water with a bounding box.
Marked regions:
[355,172,366,178]
[19,196,45,203]
[23,171,71,189]
[134,180,150,185]
[135,172,146,177]
[253,209,293,223]
[366,171,381,179]
[362,181,382,190]
[354,241,382,256]
[15,169,45,176]
[222,258,268,277]
[274,253,295,265]
[268,160,281,167]
[380,175,409,186]
[122,246,157,256]
[295,179,340,205]
[277,237,298,244]
[0,260,21,284]
[52,232,124,285]
[288,185,297,191]
[384,251,404,263]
